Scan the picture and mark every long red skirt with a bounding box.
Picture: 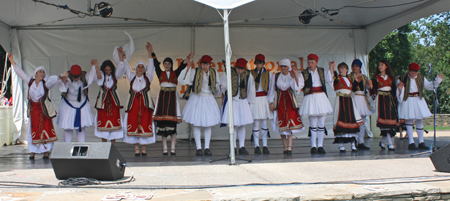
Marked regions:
[30,102,58,145]
[97,92,122,131]
[126,93,154,137]
[277,90,304,132]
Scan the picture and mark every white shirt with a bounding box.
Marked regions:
[160,71,177,88]
[397,74,442,102]
[59,65,98,107]
[179,67,220,96]
[298,68,333,90]
[13,64,61,102]
[97,61,126,88]
[269,72,301,103]
[124,58,155,92]
[254,68,275,102]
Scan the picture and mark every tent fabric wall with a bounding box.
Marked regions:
[15,26,366,141]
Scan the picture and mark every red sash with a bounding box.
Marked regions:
[256,91,268,97]
[30,102,58,144]
[97,91,122,131]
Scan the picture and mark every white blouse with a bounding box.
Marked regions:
[13,64,61,102]
[59,65,98,107]
[97,61,126,88]
[269,72,301,103]
[220,73,256,103]
[124,59,155,92]
[298,68,333,90]
[179,67,220,96]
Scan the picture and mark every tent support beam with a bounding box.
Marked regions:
[0,20,11,29]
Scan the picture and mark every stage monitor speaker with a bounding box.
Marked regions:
[50,142,126,181]
[430,143,450,173]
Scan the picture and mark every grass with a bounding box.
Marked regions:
[423,126,450,131]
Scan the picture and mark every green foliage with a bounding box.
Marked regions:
[369,12,450,114]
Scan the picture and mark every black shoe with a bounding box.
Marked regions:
[418,143,430,150]
[379,142,385,150]
[351,148,357,152]
[43,155,49,159]
[408,143,418,150]
[239,147,249,155]
[141,151,147,156]
[286,150,292,155]
[196,149,204,156]
[163,149,168,156]
[340,149,346,153]
[357,143,370,150]
[262,147,270,154]
[318,147,326,154]
[170,149,176,156]
[387,145,395,151]
[29,155,35,160]
[254,146,261,154]
[204,149,212,156]
[310,147,318,153]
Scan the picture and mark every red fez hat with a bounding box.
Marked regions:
[70,65,82,75]
[200,55,213,63]
[255,54,265,62]
[409,63,420,71]
[307,54,319,61]
[235,58,248,69]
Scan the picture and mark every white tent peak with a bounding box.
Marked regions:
[194,0,255,9]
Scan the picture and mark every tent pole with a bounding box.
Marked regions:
[223,9,235,165]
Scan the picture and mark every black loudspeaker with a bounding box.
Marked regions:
[50,142,126,181]
[430,143,450,173]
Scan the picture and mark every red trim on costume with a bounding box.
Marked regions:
[256,91,268,97]
[375,75,393,89]
[126,93,154,137]
[276,89,304,132]
[97,91,122,131]
[334,76,352,90]
[306,87,325,95]
[159,71,178,85]
[30,101,58,144]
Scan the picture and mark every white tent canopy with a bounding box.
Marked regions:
[0,0,449,142]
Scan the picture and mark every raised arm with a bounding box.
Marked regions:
[8,54,31,83]
[424,74,444,90]
[175,53,193,77]
[145,42,156,82]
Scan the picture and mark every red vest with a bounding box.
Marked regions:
[334,76,352,90]
[375,75,393,89]
[159,71,177,85]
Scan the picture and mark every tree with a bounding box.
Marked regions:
[410,12,450,113]
[368,24,413,76]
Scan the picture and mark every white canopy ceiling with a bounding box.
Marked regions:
[0,0,449,52]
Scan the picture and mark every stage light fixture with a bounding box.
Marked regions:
[298,9,317,24]
[96,2,113,18]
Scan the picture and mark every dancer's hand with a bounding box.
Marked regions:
[329,61,336,72]
[7,54,16,65]
[397,82,404,91]
[439,73,444,80]
[269,102,275,111]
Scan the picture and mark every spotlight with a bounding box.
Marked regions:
[298,9,317,24]
[96,2,113,18]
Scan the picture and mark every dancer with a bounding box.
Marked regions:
[348,59,374,150]
[270,59,303,155]
[250,54,274,154]
[368,60,398,151]
[122,42,156,156]
[397,62,443,150]
[153,50,193,155]
[9,54,67,159]
[221,58,256,155]
[298,54,334,154]
[331,62,363,152]
[179,55,221,156]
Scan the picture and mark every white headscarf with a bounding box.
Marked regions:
[113,31,135,64]
[135,60,147,72]
[279,59,291,71]
[34,66,49,80]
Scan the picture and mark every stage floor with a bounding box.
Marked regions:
[0,134,446,170]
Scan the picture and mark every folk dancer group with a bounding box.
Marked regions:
[9,40,444,159]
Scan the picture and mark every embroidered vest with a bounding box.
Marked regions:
[191,68,217,94]
[334,75,352,91]
[61,71,89,100]
[348,72,368,92]
[400,73,424,101]
[159,71,178,85]
[273,72,299,110]
[125,75,154,112]
[301,67,327,96]
[95,75,122,109]
[229,68,250,99]
[375,75,393,90]
[27,79,57,119]
[250,68,270,92]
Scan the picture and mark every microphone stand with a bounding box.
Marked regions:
[411,63,438,156]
